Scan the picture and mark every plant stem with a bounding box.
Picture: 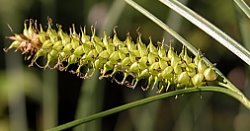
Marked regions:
[46,86,250,131]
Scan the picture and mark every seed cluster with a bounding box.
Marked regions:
[5,20,218,93]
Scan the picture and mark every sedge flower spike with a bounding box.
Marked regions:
[4,19,218,93]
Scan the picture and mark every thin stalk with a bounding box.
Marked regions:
[124,0,243,100]
[159,0,250,66]
[233,0,250,19]
[46,86,250,131]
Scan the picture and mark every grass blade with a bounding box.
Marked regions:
[159,0,250,66]
[233,0,250,19]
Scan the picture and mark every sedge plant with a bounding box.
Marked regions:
[2,0,250,130]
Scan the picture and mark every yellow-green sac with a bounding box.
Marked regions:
[5,19,218,93]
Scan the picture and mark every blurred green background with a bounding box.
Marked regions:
[0,0,250,131]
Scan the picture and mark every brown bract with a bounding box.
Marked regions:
[7,33,41,55]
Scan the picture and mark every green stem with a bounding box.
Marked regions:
[233,0,250,19]
[46,86,250,131]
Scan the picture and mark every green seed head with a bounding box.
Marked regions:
[4,19,220,93]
